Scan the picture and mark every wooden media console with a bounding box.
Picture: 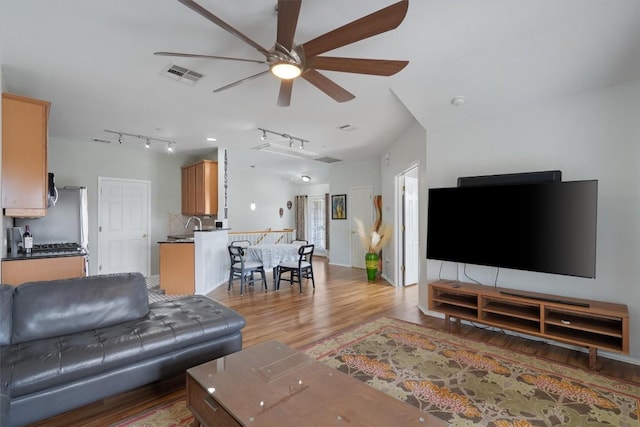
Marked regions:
[428,280,629,369]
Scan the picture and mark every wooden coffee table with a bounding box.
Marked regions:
[187,340,445,426]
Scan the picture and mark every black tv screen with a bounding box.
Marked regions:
[426,180,598,278]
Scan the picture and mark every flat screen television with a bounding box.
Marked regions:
[426,180,598,278]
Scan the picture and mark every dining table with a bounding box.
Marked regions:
[246,243,302,288]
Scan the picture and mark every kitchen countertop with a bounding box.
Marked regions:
[165,228,231,241]
[2,251,88,261]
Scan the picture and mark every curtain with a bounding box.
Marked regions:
[325,193,330,250]
[295,195,308,241]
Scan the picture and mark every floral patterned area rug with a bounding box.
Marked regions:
[302,316,639,427]
[111,399,193,427]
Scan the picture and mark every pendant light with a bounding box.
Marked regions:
[249,165,256,211]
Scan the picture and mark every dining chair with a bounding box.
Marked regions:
[227,245,267,295]
[230,239,251,249]
[275,244,315,293]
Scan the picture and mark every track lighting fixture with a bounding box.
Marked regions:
[257,128,309,150]
[102,129,178,152]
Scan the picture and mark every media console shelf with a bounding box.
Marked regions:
[428,280,629,369]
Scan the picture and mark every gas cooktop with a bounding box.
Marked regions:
[32,242,83,254]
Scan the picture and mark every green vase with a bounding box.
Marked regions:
[365,252,378,282]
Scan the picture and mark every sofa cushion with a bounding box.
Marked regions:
[0,285,15,346]
[1,295,245,398]
[11,272,149,344]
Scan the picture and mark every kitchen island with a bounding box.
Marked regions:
[159,228,229,295]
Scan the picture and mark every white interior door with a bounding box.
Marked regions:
[350,186,373,268]
[403,173,419,285]
[98,177,150,276]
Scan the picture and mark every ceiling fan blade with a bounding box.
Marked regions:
[178,0,271,56]
[154,51,267,64]
[277,0,301,52]
[213,70,271,93]
[277,80,294,107]
[302,69,355,103]
[300,0,408,58]
[309,57,408,76]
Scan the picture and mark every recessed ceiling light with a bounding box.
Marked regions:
[301,175,311,182]
[451,96,465,106]
[206,137,217,142]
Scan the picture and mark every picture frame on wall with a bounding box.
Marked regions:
[331,194,347,220]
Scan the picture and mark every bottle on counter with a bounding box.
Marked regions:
[23,225,33,255]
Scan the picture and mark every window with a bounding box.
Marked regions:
[307,196,326,254]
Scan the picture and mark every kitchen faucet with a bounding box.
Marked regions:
[185,216,202,231]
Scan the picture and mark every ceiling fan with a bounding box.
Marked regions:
[155,0,409,107]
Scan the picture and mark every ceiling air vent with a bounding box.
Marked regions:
[314,156,342,164]
[163,64,205,86]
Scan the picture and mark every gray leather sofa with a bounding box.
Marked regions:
[0,272,246,426]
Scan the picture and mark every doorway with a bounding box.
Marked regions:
[97,177,150,277]
[397,166,419,286]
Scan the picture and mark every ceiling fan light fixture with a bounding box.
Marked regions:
[270,61,301,80]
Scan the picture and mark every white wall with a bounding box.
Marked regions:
[420,80,640,362]
[225,146,298,232]
[48,141,302,275]
[48,137,187,275]
[380,119,427,286]
[328,159,381,266]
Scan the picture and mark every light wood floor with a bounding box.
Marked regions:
[33,258,640,426]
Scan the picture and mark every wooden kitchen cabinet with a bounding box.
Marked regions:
[159,242,194,294]
[1,256,86,286]
[2,93,51,217]
[181,160,218,216]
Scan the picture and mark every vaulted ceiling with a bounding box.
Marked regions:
[1,0,638,184]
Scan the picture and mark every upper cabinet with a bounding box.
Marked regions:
[181,160,218,216]
[2,93,51,217]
